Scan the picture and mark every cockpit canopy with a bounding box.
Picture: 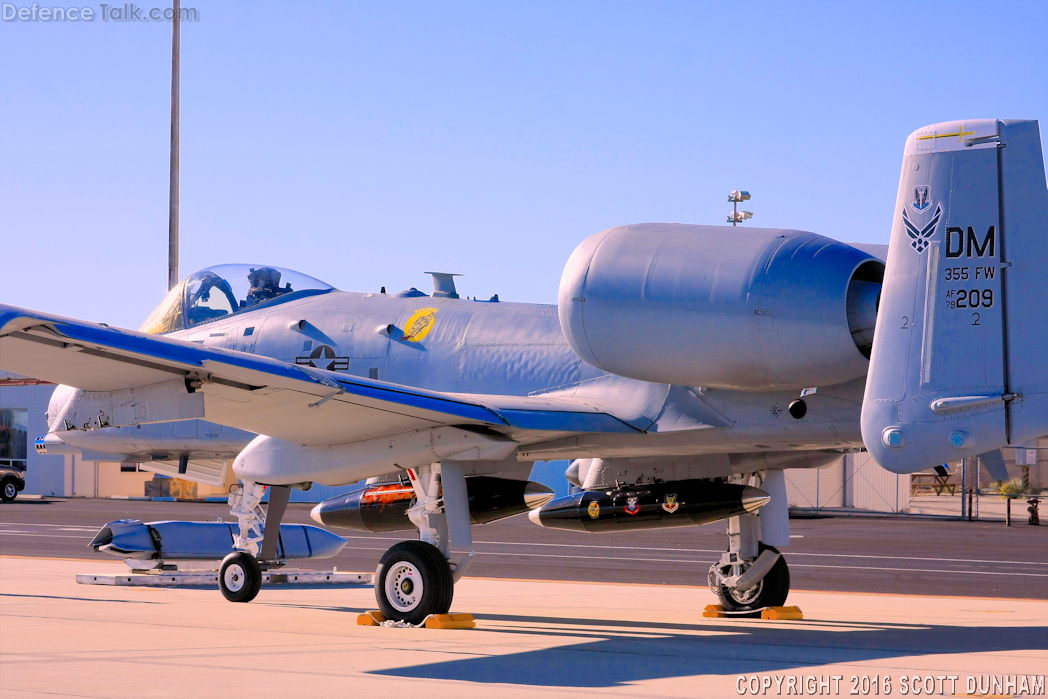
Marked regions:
[140,264,336,334]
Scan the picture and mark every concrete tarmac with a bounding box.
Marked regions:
[1,557,1046,698]
[2,498,1047,598]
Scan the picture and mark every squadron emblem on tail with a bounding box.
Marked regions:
[911,185,932,212]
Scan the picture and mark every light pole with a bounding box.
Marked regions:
[727,190,752,226]
[167,0,180,290]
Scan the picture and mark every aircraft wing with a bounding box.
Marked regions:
[0,305,641,446]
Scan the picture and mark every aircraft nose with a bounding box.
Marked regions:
[309,502,325,525]
[527,508,544,526]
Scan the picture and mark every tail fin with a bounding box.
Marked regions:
[862,119,1048,473]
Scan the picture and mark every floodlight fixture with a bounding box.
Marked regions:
[727,190,753,226]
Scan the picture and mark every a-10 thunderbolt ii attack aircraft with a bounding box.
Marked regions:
[2,119,1046,623]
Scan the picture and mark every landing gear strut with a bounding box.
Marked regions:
[218,480,292,603]
[374,463,472,622]
[708,514,790,612]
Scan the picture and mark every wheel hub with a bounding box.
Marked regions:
[710,562,765,606]
[727,578,763,605]
[385,561,423,612]
[224,563,246,592]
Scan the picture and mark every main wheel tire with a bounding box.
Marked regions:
[1,479,18,502]
[717,543,790,612]
[219,551,262,603]
[375,540,453,625]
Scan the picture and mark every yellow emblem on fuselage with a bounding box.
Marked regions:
[587,500,600,519]
[402,307,438,342]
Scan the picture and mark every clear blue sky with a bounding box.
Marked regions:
[2,1,1045,329]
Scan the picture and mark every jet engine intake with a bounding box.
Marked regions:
[559,224,883,391]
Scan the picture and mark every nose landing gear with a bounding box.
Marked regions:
[218,480,292,603]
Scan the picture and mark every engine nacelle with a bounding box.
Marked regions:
[559,223,883,391]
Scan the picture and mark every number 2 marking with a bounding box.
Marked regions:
[972,312,981,326]
[901,316,909,329]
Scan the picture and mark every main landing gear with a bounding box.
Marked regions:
[376,541,454,624]
[708,514,791,612]
[218,480,292,603]
[374,463,473,623]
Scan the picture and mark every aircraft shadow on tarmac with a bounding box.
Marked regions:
[367,613,1048,687]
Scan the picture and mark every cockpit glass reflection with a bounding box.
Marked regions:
[186,271,238,327]
[140,264,335,334]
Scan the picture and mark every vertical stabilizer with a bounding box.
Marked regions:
[862,119,1048,473]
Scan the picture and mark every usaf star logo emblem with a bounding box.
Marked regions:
[624,495,640,516]
[661,493,679,513]
[903,203,943,254]
[295,345,350,372]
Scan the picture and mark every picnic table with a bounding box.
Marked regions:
[910,472,960,496]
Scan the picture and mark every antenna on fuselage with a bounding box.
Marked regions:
[425,272,463,299]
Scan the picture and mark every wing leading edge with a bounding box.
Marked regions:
[0,304,640,446]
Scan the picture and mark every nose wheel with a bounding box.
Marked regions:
[375,540,453,624]
[219,551,263,603]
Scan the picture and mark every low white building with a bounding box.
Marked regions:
[1,372,66,495]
